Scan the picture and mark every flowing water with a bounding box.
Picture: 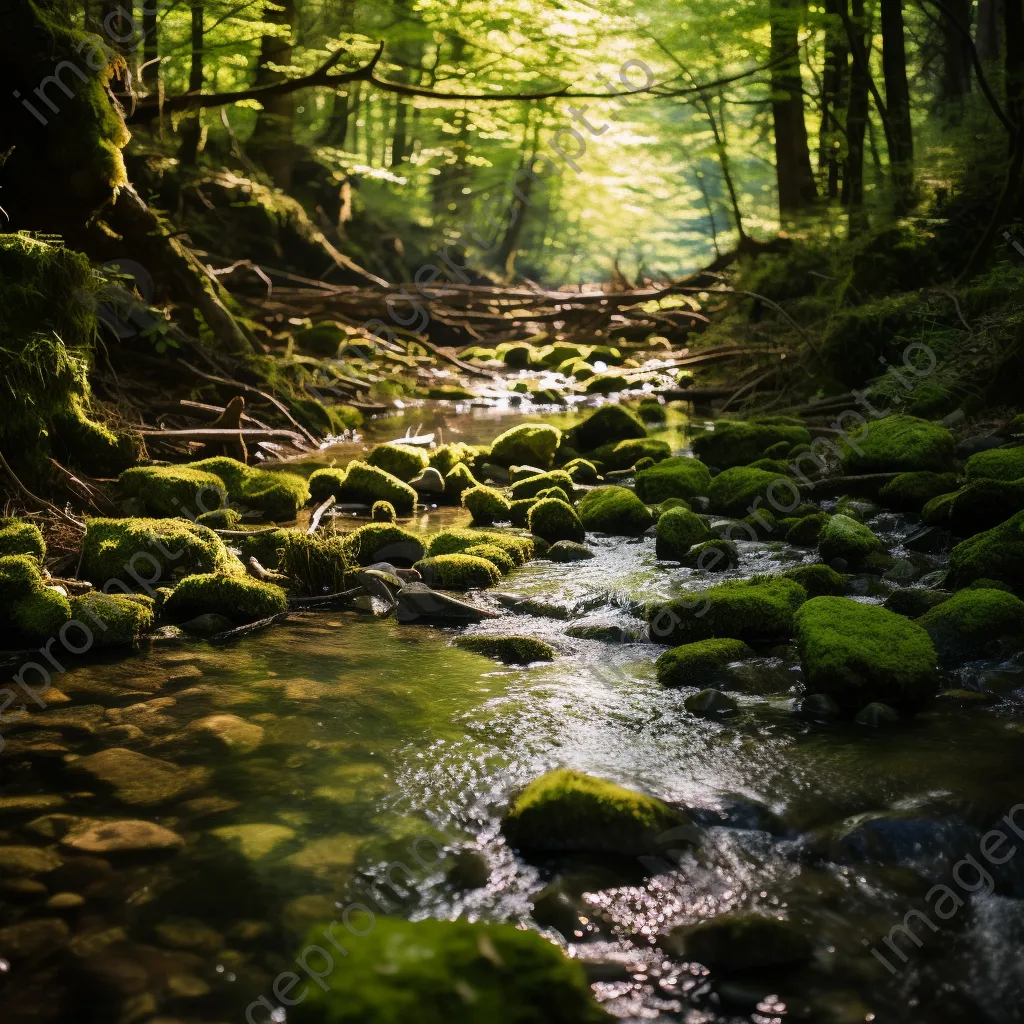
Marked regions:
[2,402,1024,1024]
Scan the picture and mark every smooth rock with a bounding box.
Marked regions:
[67,748,211,807]
[395,582,497,624]
[0,919,70,962]
[0,794,66,817]
[178,613,234,637]
[409,467,446,494]
[854,703,900,727]
[61,820,185,855]
[799,693,842,721]
[186,714,264,755]
[0,845,63,876]
[684,688,739,718]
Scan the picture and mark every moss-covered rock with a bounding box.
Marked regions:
[0,554,71,647]
[636,399,667,423]
[455,635,555,664]
[118,465,227,518]
[691,420,811,470]
[347,523,424,567]
[743,508,780,539]
[502,768,691,858]
[527,498,585,545]
[785,512,831,547]
[839,415,956,474]
[509,497,539,527]
[547,540,595,562]
[794,597,937,708]
[337,462,417,515]
[655,638,752,688]
[781,564,846,597]
[290,917,608,1024]
[817,513,883,569]
[964,446,1024,482]
[414,554,501,590]
[427,529,533,566]
[635,456,712,503]
[584,373,629,395]
[509,470,575,501]
[535,485,572,504]
[196,508,242,530]
[563,458,600,484]
[577,486,655,535]
[679,538,737,571]
[365,442,430,482]
[590,437,671,471]
[664,913,812,972]
[654,507,710,560]
[231,527,289,571]
[0,518,45,561]
[164,572,287,625]
[879,471,962,514]
[80,518,235,585]
[922,490,956,526]
[463,543,516,575]
[428,442,471,476]
[707,466,790,518]
[647,576,807,646]
[488,424,562,469]
[918,587,1024,658]
[276,532,350,594]
[684,687,739,717]
[189,457,310,521]
[947,478,1024,536]
[307,468,347,505]
[371,500,397,523]
[946,511,1024,589]
[568,405,647,452]
[462,486,512,526]
[444,462,479,502]
[747,458,791,474]
[883,588,951,617]
[69,592,154,647]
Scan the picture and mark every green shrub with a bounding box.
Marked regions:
[164,572,288,625]
[337,462,417,515]
[528,498,585,544]
[365,443,430,481]
[577,486,654,535]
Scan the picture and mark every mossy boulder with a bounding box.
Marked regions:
[743,508,780,539]
[463,544,516,575]
[817,514,883,569]
[164,572,288,626]
[337,462,417,515]
[563,458,600,484]
[455,635,555,664]
[589,437,671,471]
[947,478,1024,536]
[509,497,538,527]
[635,457,712,503]
[918,588,1024,658]
[535,485,572,504]
[290,917,608,1024]
[567,405,647,452]
[528,498,585,544]
[69,592,154,647]
[707,466,790,518]
[371,500,397,523]
[747,458,791,474]
[794,597,937,709]
[196,508,242,530]
[883,588,951,617]
[647,576,807,646]
[839,415,956,474]
[946,511,1024,589]
[655,638,752,688]
[964,446,1024,482]
[636,399,667,423]
[922,490,956,526]
[547,541,594,562]
[684,688,739,717]
[691,420,811,470]
[428,442,471,476]
[785,512,831,547]
[347,523,424,567]
[118,465,227,518]
[427,529,533,566]
[365,443,430,482]
[509,470,575,501]
[189,457,310,521]
[655,507,710,560]
[307,468,347,504]
[80,518,235,585]
[444,462,480,502]
[664,913,812,972]
[577,486,655,535]
[681,539,738,571]
[0,555,71,648]
[231,527,289,571]
[488,424,562,469]
[584,373,629,395]
[0,518,45,561]
[879,472,962,514]
[414,555,502,590]
[781,564,846,597]
[502,768,691,859]
[462,485,512,526]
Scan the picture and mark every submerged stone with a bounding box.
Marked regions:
[454,635,555,665]
[67,748,210,806]
[684,688,739,718]
[61,819,185,855]
[547,540,595,562]
[854,702,900,727]
[396,582,496,624]
[663,912,812,972]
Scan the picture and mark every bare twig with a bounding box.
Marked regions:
[306,495,336,536]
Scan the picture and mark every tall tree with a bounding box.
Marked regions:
[249,0,298,188]
[939,0,973,114]
[841,0,871,231]
[820,0,850,199]
[976,0,1005,62]
[880,0,914,211]
[142,0,160,99]
[177,0,204,166]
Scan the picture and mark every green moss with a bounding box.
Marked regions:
[291,395,362,436]
[347,523,424,567]
[839,415,956,474]
[636,399,667,423]
[682,539,738,571]
[708,466,790,518]
[922,490,956,526]
[584,373,629,394]
[463,485,512,526]
[782,512,827,546]
[0,554,71,647]
[455,635,555,664]
[0,518,45,561]
[635,456,712,503]
[371,501,397,524]
[743,508,779,539]
[634,456,655,472]
[509,497,539,527]
[488,424,562,469]
[414,554,501,590]
[948,479,1024,536]
[463,544,516,575]
[337,462,417,515]
[429,443,471,476]
[509,470,575,501]
[655,638,752,688]
[196,508,242,530]
[547,541,594,562]
[964,447,1024,482]
[577,486,655,535]
[655,507,710,559]
[528,498,585,544]
[879,472,962,514]
[231,528,289,571]
[590,437,671,471]
[884,588,951,617]
[667,913,812,971]
[291,917,608,1024]
[189,457,310,521]
[535,485,572,504]
[764,441,792,459]
[119,465,227,517]
[502,768,690,858]
[443,462,480,502]
[427,529,533,566]
[947,510,1024,589]
[70,592,154,647]
[691,421,810,470]
[648,576,807,645]
[918,587,1024,658]
[794,596,937,708]
[278,532,350,594]
[81,517,235,585]
[458,346,499,362]
[293,321,350,358]
[567,405,647,452]
[365,443,430,482]
[781,564,846,597]
[164,572,287,625]
[497,342,535,369]
[564,458,600,484]
[817,514,883,568]
[307,468,347,504]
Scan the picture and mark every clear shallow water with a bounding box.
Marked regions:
[3,410,1024,1024]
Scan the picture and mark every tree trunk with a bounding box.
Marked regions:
[494,114,541,275]
[391,93,408,166]
[880,0,914,211]
[142,0,161,99]
[820,0,849,199]
[976,0,1005,62]
[704,93,749,243]
[177,1,204,166]
[1007,0,1024,119]
[248,0,297,188]
[769,0,817,217]
[842,0,871,232]
[940,0,973,116]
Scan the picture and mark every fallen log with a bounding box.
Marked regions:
[138,427,310,445]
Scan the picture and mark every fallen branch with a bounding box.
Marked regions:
[138,427,308,444]
[0,449,84,530]
[306,495,336,535]
[208,611,290,644]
